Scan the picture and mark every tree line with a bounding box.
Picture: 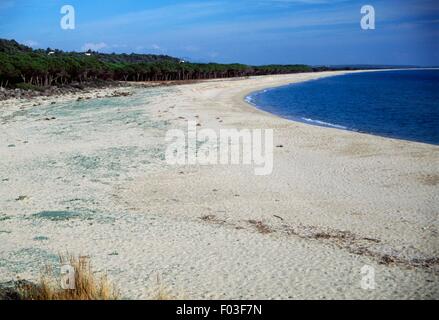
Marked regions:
[0,39,337,89]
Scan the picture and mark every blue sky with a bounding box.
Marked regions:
[0,0,438,65]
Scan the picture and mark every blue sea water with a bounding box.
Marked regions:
[246,70,439,145]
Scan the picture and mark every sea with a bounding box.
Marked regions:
[246,69,439,145]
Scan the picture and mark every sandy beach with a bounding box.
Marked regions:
[1,70,438,299]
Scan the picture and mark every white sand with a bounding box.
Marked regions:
[0,71,438,299]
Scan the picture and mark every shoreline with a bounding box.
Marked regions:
[1,70,438,299]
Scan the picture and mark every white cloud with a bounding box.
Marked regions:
[81,42,108,52]
[23,40,39,48]
[150,44,167,53]
[82,2,224,30]
[132,44,166,53]
[110,44,128,49]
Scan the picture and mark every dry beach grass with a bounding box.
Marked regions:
[1,255,119,300]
